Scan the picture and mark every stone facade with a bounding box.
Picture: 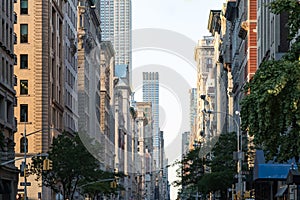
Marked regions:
[0,0,18,199]
[13,0,65,199]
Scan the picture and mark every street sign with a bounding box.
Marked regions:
[20,182,31,186]
[17,188,25,192]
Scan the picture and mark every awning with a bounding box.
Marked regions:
[275,185,288,197]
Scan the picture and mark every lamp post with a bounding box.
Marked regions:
[21,116,58,200]
[203,110,243,199]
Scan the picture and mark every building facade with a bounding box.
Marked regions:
[142,72,160,170]
[0,0,18,199]
[64,0,78,134]
[194,37,215,142]
[136,102,154,200]
[100,0,132,83]
[13,0,65,198]
[100,41,115,172]
[77,0,102,143]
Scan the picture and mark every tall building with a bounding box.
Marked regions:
[208,9,232,135]
[100,0,132,83]
[77,0,101,139]
[64,0,78,134]
[194,37,215,142]
[0,0,18,199]
[136,102,153,200]
[114,63,134,199]
[142,72,160,169]
[13,0,65,198]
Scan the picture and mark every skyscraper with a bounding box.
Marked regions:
[142,72,159,168]
[100,0,132,83]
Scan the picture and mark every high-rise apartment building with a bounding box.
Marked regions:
[14,0,65,198]
[142,72,160,169]
[0,0,18,199]
[100,0,132,83]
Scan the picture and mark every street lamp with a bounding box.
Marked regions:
[21,115,59,200]
[203,110,243,199]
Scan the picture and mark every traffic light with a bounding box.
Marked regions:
[20,162,29,177]
[43,158,53,171]
[43,159,49,170]
[110,181,117,188]
[48,159,53,170]
[24,167,29,177]
[20,162,25,177]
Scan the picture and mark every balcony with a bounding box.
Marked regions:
[14,12,17,24]
[14,33,17,44]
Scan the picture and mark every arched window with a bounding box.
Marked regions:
[20,137,28,153]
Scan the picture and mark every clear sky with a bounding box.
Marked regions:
[132,0,224,199]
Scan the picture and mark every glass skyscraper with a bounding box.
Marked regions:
[100,0,132,83]
[143,72,160,168]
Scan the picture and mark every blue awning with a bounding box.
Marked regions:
[254,163,293,180]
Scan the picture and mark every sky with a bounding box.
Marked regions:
[131,0,224,199]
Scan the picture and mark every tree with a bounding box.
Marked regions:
[30,132,118,200]
[173,132,237,199]
[241,0,300,162]
[197,132,237,198]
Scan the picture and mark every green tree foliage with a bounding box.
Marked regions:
[197,132,237,198]
[241,0,300,162]
[268,0,300,39]
[30,132,119,199]
[173,133,237,199]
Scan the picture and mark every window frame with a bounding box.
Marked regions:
[20,0,28,15]
[20,54,28,69]
[20,104,28,122]
[20,80,28,95]
[20,24,28,43]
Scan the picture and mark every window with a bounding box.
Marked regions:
[20,54,28,69]
[20,0,28,14]
[20,104,28,122]
[20,80,28,95]
[20,137,28,153]
[20,24,28,43]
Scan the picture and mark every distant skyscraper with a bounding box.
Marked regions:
[189,88,197,133]
[100,0,132,83]
[143,72,159,168]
